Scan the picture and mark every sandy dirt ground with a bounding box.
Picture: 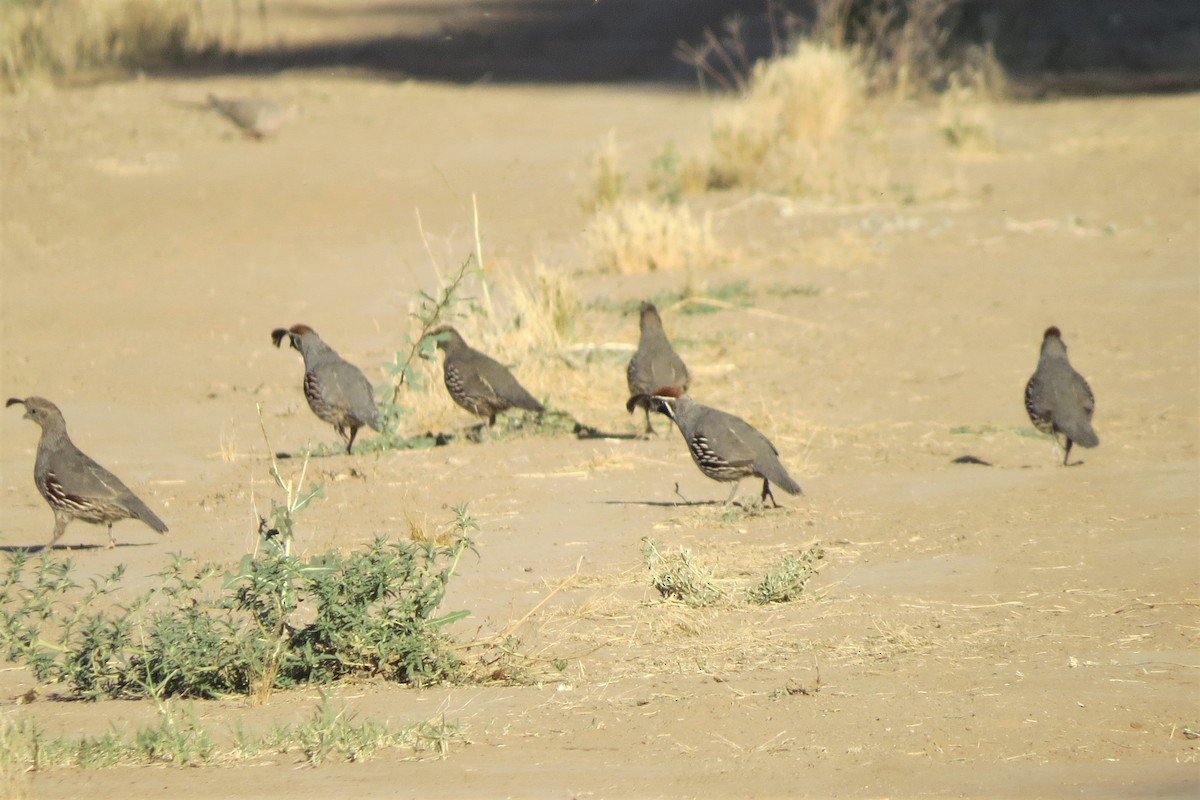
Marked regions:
[1,3,1198,798]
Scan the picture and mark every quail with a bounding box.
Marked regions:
[626,301,689,437]
[271,324,380,454]
[6,397,168,549]
[650,387,802,507]
[427,326,544,427]
[207,94,289,139]
[1024,326,1099,466]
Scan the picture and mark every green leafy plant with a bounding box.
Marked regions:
[0,696,461,770]
[746,544,825,604]
[0,490,475,701]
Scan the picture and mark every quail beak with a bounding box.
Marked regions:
[649,395,676,419]
[420,330,451,358]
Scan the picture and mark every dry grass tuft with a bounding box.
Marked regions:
[937,70,1002,152]
[583,199,722,274]
[582,130,627,213]
[815,0,1007,98]
[504,262,582,353]
[703,41,884,199]
[1,0,213,92]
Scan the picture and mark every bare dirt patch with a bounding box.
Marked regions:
[1,4,1198,799]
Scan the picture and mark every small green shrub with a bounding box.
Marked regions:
[746,544,825,604]
[0,696,461,770]
[0,505,476,701]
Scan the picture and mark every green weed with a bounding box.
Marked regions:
[746,544,825,604]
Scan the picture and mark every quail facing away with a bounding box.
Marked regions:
[6,397,168,549]
[272,324,381,454]
[426,326,544,427]
[1024,326,1099,466]
[626,301,689,437]
[650,387,802,507]
[207,94,289,139]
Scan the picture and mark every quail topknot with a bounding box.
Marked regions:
[427,326,544,427]
[1024,326,1099,466]
[272,325,381,454]
[626,301,689,437]
[6,397,168,549]
[650,387,802,507]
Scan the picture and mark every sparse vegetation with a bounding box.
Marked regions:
[584,199,721,274]
[938,73,998,150]
[1,0,216,92]
[704,40,877,197]
[643,539,823,608]
[647,141,710,203]
[814,0,1005,97]
[746,545,825,604]
[0,695,459,769]
[582,130,627,213]
[642,538,725,607]
[0,475,476,701]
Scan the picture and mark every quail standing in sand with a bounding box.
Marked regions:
[207,94,289,139]
[650,387,802,507]
[427,326,544,427]
[626,301,689,437]
[6,397,168,549]
[272,324,381,454]
[1024,326,1099,466]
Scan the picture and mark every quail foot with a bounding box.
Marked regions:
[272,325,381,454]
[626,301,689,437]
[426,326,544,429]
[1024,326,1099,466]
[650,387,802,507]
[6,397,168,549]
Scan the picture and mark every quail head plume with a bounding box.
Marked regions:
[272,325,381,454]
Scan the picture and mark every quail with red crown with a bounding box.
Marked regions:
[271,324,381,454]
[626,301,689,437]
[1024,326,1099,466]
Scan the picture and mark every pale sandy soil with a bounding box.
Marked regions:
[1,3,1198,799]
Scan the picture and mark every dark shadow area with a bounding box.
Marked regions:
[952,455,992,466]
[171,0,1200,94]
[574,424,641,441]
[976,0,1200,95]
[0,542,155,553]
[603,498,725,508]
[187,0,781,85]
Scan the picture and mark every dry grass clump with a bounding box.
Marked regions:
[505,262,582,353]
[389,245,601,436]
[583,199,721,274]
[815,0,1006,98]
[1,0,213,92]
[582,131,627,213]
[936,66,1004,151]
[703,41,880,199]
